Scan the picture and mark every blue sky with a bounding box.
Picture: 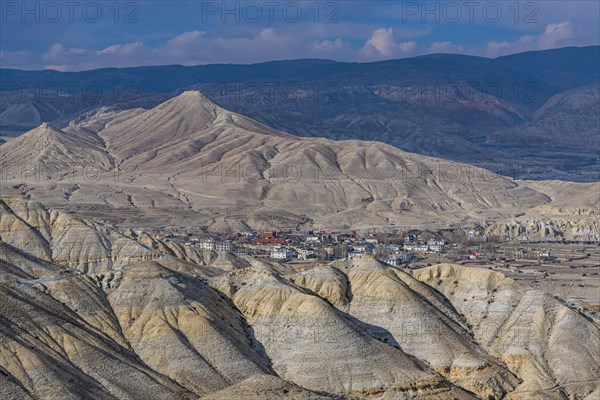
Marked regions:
[1,1,598,70]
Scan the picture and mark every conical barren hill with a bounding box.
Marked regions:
[3,90,596,237]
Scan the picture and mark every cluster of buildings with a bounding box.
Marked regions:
[167,229,458,266]
[403,237,447,253]
[164,227,565,266]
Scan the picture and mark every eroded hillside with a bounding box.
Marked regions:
[1,196,598,399]
[1,91,597,239]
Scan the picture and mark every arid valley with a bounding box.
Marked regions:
[1,5,599,399]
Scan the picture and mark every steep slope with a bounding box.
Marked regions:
[414,264,600,400]
[103,261,273,395]
[201,374,340,399]
[0,196,221,275]
[325,258,520,398]
[99,90,293,164]
[0,282,194,400]
[1,196,599,399]
[0,122,113,179]
[3,90,598,238]
[484,180,600,241]
[210,265,475,399]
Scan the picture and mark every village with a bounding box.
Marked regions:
[162,227,596,267]
[159,227,599,314]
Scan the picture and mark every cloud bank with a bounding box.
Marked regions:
[0,20,596,71]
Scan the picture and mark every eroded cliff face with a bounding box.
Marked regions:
[485,218,600,242]
[1,196,598,400]
[414,264,600,400]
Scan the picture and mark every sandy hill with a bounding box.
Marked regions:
[5,90,596,238]
[0,91,597,240]
[414,264,600,399]
[2,46,599,181]
[0,122,113,178]
[1,196,598,399]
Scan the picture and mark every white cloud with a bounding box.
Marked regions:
[156,28,299,65]
[98,42,145,56]
[486,21,575,57]
[538,21,574,49]
[429,41,464,54]
[311,38,347,52]
[2,19,590,71]
[308,38,354,59]
[32,29,299,70]
[360,28,417,60]
[46,43,66,60]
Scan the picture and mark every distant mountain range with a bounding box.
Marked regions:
[1,46,598,181]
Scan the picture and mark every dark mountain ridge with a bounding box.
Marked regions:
[1,46,598,181]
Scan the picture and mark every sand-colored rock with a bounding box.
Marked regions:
[1,202,598,398]
[414,264,600,399]
[213,266,474,398]
[4,91,596,237]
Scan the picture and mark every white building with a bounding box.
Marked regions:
[384,256,402,266]
[428,244,443,253]
[271,249,293,259]
[404,244,429,252]
[427,239,445,246]
[426,239,444,253]
[348,250,366,259]
[298,249,315,256]
[215,241,232,251]
[199,239,215,250]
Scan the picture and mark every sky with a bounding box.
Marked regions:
[1,1,599,71]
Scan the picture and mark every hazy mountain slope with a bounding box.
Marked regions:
[2,90,597,237]
[487,82,600,153]
[494,46,600,90]
[0,102,41,128]
[2,46,598,180]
